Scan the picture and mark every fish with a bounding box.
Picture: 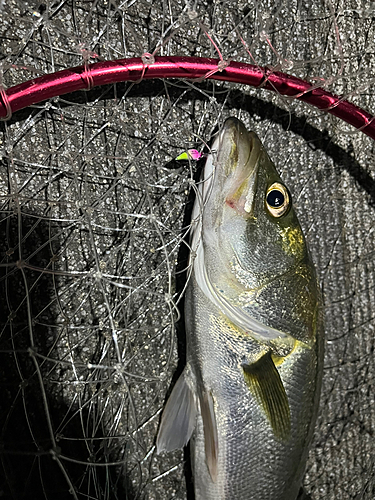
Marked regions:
[157,117,324,500]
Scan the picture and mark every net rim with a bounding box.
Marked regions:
[1,56,374,140]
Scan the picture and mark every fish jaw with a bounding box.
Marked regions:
[207,117,261,220]
[190,118,261,253]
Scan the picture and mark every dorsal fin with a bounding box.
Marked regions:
[242,351,291,440]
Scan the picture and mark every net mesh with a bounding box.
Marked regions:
[0,1,375,499]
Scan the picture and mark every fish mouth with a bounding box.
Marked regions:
[204,117,261,218]
[190,117,260,244]
[191,116,262,251]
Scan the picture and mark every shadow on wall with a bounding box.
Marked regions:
[0,213,136,500]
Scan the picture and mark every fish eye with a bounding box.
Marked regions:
[265,182,290,217]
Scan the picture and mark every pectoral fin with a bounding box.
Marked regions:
[199,389,219,482]
[156,368,198,453]
[242,351,291,440]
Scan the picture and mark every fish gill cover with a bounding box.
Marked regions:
[0,1,374,499]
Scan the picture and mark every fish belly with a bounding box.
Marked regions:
[187,280,320,500]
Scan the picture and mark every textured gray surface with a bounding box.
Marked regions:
[0,1,375,499]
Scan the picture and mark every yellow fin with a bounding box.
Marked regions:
[242,351,291,440]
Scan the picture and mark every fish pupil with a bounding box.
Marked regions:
[267,190,284,208]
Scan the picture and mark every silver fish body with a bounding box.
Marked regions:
[157,117,324,500]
